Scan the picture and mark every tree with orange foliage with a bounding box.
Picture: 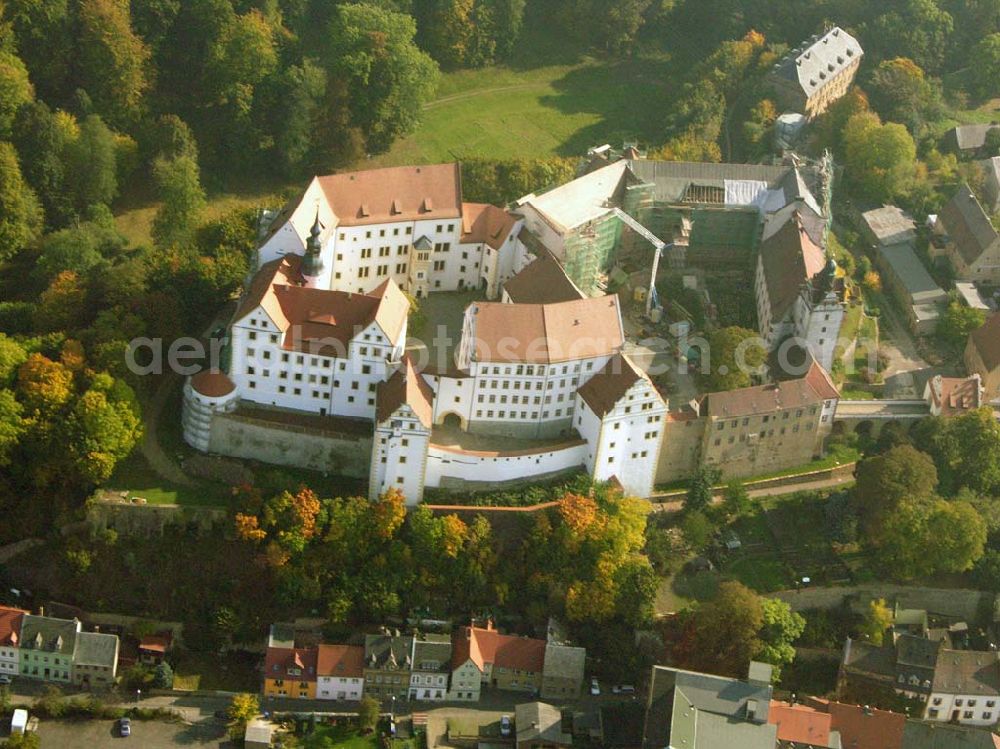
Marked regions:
[234,513,266,542]
[35,271,88,332]
[371,488,406,540]
[17,353,74,413]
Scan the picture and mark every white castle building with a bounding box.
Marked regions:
[183,157,843,505]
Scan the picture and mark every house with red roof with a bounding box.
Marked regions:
[0,605,27,678]
[316,644,364,701]
[263,646,317,699]
[449,621,547,701]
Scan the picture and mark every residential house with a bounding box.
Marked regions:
[859,205,917,249]
[768,700,837,748]
[924,649,1000,726]
[449,621,547,701]
[18,615,78,683]
[768,27,863,119]
[0,606,26,677]
[840,633,940,702]
[138,632,172,666]
[966,313,1000,400]
[540,621,586,700]
[516,702,572,749]
[642,661,777,749]
[924,374,984,416]
[363,632,413,700]
[263,647,317,699]
[316,644,364,701]
[803,698,906,749]
[932,184,1000,283]
[408,634,452,702]
[72,630,120,687]
[755,209,846,371]
[946,124,1000,156]
[902,719,1000,748]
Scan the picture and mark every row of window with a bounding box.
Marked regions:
[928,708,992,720]
[713,423,814,446]
[716,408,818,430]
[480,362,595,377]
[474,409,565,420]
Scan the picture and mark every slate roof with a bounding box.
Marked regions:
[940,184,999,267]
[74,631,119,668]
[577,353,646,418]
[902,720,1000,749]
[543,642,586,682]
[950,124,1000,151]
[502,253,585,305]
[19,614,78,655]
[931,649,1000,695]
[879,243,947,303]
[235,254,410,354]
[411,635,452,673]
[466,295,623,364]
[969,313,1000,371]
[772,26,863,98]
[364,633,413,671]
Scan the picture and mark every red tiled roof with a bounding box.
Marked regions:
[0,606,27,647]
[235,255,409,355]
[264,646,318,682]
[926,374,983,416]
[452,624,546,674]
[469,295,623,364]
[760,212,827,322]
[376,355,434,428]
[806,698,906,749]
[706,360,838,419]
[461,203,518,250]
[191,369,236,398]
[317,164,462,227]
[316,644,365,678]
[768,701,832,746]
[138,633,172,654]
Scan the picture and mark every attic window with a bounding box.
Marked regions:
[391,199,402,215]
[359,203,370,217]
[422,197,433,212]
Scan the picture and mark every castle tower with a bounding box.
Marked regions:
[302,211,325,288]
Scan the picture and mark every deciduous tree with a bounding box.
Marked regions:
[0,140,42,261]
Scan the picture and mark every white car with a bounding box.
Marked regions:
[500,715,512,737]
[590,678,600,696]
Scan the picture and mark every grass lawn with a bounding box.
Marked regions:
[115,52,677,247]
[171,650,260,692]
[106,452,233,508]
[297,725,378,749]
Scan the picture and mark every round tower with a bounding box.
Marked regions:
[182,369,239,452]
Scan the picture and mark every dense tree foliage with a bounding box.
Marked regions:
[703,326,766,392]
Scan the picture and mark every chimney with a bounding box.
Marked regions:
[37,605,44,617]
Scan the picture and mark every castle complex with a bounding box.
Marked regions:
[183,152,847,503]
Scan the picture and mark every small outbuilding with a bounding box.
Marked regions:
[244,719,274,749]
[10,709,28,735]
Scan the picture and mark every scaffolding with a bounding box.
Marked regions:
[562,210,622,295]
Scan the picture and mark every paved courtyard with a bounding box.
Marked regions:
[29,718,230,748]
[406,290,484,372]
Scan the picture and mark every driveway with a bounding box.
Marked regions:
[31,718,231,748]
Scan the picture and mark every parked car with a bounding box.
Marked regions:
[0,675,11,685]
[590,678,601,696]
[119,717,131,737]
[612,684,636,695]
[500,715,512,737]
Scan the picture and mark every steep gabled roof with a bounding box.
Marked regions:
[940,184,999,266]
[0,606,27,648]
[759,211,828,322]
[772,26,863,97]
[502,253,585,305]
[461,202,518,250]
[234,255,409,355]
[705,360,838,419]
[970,313,1000,371]
[316,163,462,227]
[264,646,317,682]
[451,624,546,674]
[316,644,364,679]
[376,356,434,428]
[577,353,647,417]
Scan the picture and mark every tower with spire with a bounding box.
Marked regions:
[301,210,325,287]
